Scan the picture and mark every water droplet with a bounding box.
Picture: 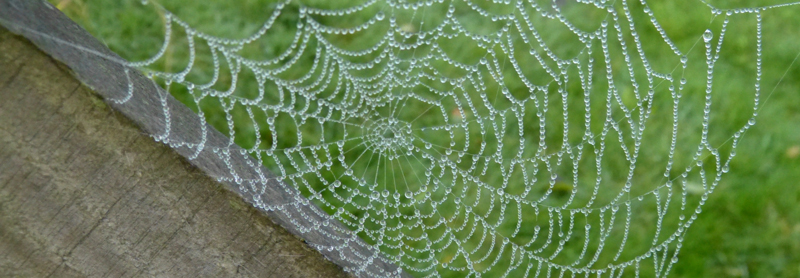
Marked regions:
[703,29,713,43]
[376,11,385,21]
[405,191,413,199]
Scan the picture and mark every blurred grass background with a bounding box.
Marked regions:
[50,0,800,276]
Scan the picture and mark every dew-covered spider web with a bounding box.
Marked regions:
[65,0,800,276]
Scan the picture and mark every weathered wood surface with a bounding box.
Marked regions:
[0,28,352,277]
[0,1,406,277]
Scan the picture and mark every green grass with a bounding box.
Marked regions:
[52,0,800,277]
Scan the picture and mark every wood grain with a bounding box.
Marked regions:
[0,27,355,278]
[0,1,407,276]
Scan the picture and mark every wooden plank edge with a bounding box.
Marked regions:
[0,1,408,277]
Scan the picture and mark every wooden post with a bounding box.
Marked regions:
[0,0,408,277]
[0,27,351,277]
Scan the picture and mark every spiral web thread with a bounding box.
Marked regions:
[98,0,796,276]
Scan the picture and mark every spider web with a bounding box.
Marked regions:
[79,0,798,276]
